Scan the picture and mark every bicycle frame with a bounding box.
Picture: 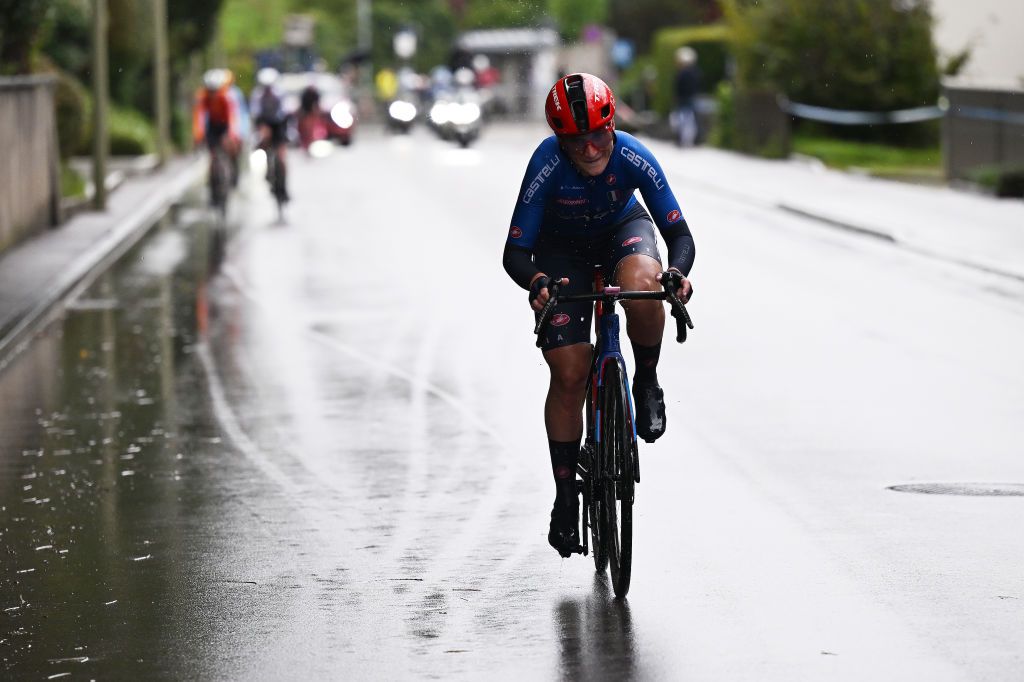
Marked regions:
[589,275,637,449]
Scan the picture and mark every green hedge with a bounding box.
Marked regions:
[725,0,939,114]
[650,23,731,117]
[967,165,1024,198]
[79,101,156,156]
[52,68,89,159]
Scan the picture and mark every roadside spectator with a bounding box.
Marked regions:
[672,46,701,147]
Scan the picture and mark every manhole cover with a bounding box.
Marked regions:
[888,483,1024,497]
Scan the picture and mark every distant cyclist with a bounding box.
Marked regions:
[502,73,695,557]
[250,67,290,202]
[193,68,240,186]
[223,69,250,185]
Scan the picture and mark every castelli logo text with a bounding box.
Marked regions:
[551,313,571,327]
[620,147,665,189]
[523,156,560,204]
[666,209,682,223]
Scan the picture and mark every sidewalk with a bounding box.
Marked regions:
[0,155,204,370]
[646,140,1024,282]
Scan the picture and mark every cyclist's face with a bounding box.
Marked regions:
[560,128,614,175]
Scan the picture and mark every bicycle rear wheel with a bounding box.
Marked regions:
[600,359,634,598]
[270,153,287,218]
[210,148,230,218]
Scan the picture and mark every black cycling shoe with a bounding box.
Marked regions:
[548,500,581,558]
[632,380,666,443]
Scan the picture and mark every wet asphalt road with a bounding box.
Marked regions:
[3,124,1024,680]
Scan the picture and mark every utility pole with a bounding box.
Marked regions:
[91,0,109,210]
[153,0,170,167]
[357,0,372,88]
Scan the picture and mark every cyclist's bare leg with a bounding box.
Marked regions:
[614,253,668,440]
[543,342,590,555]
[258,123,271,150]
[542,342,591,441]
[614,253,665,345]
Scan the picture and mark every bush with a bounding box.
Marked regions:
[725,0,939,114]
[53,68,88,159]
[108,106,156,155]
[60,162,85,198]
[967,165,1024,198]
[79,103,156,156]
[710,81,735,149]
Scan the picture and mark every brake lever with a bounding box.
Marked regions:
[660,272,693,344]
[533,280,562,347]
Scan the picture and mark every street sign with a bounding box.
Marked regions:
[284,15,315,47]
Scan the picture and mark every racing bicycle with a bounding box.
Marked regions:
[534,269,693,598]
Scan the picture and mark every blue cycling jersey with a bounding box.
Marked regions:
[507,131,687,248]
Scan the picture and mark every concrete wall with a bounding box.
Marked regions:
[931,0,1024,90]
[943,86,1024,180]
[0,76,61,254]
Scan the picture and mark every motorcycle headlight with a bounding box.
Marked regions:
[330,102,354,128]
[388,100,417,122]
[429,102,451,125]
[449,102,481,125]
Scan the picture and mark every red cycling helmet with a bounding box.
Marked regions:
[544,73,616,136]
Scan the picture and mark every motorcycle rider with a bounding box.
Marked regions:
[298,82,323,150]
[502,73,695,557]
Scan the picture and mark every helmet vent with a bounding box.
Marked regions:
[564,75,590,132]
[600,104,610,119]
[552,117,564,129]
[570,101,589,131]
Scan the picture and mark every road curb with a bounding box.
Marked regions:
[0,157,206,373]
[776,202,1024,283]
[775,203,897,243]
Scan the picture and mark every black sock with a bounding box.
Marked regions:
[548,438,580,506]
[631,341,661,384]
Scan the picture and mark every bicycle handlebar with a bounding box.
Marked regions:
[534,273,694,347]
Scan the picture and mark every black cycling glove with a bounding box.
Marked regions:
[529,275,551,306]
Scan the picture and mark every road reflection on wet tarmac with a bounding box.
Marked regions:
[0,196,231,678]
[1,179,644,680]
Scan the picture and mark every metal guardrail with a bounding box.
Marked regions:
[946,105,1024,127]
[779,99,944,125]
[778,97,1024,127]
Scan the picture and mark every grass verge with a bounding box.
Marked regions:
[60,163,85,198]
[792,134,943,183]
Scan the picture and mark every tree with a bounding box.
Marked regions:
[726,0,939,111]
[168,0,226,61]
[550,0,608,41]
[609,0,721,53]
[0,0,53,74]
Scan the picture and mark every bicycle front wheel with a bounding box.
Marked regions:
[600,359,634,598]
